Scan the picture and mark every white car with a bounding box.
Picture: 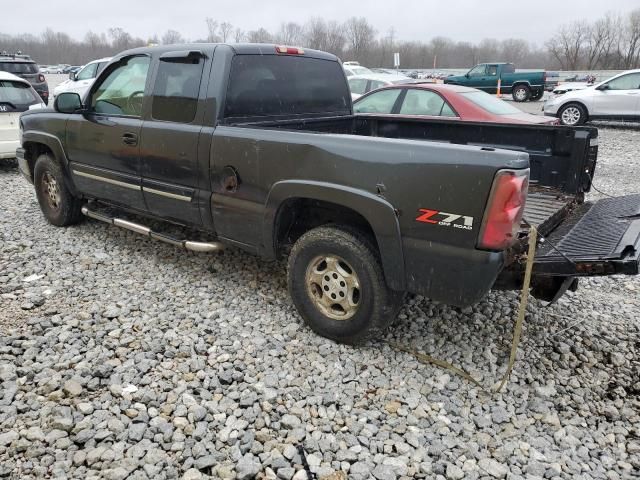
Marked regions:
[544,70,640,125]
[552,82,591,96]
[343,63,373,78]
[53,57,111,101]
[347,73,414,100]
[0,72,44,159]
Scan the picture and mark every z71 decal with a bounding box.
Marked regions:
[416,209,474,231]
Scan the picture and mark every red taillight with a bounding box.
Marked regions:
[478,169,529,251]
[38,74,45,83]
[275,45,304,55]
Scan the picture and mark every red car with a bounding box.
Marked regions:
[353,83,558,125]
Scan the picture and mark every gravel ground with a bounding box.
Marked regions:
[1,119,639,478]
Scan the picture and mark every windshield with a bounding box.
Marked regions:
[350,66,371,75]
[0,80,39,107]
[461,91,522,115]
[225,55,351,119]
[0,62,38,74]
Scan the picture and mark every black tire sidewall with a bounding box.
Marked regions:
[34,154,80,226]
[288,228,392,344]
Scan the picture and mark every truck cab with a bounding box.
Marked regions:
[445,63,546,102]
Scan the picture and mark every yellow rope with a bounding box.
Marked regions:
[390,226,539,394]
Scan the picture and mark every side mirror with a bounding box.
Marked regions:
[465,73,470,78]
[69,71,76,81]
[54,92,82,114]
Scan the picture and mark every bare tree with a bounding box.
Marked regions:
[344,17,376,62]
[161,30,184,45]
[246,28,272,43]
[219,22,234,42]
[621,8,640,69]
[234,28,245,43]
[500,38,530,64]
[277,22,304,45]
[205,18,219,42]
[546,21,589,70]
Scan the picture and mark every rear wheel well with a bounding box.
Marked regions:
[23,142,55,178]
[274,198,378,259]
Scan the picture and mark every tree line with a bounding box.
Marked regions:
[1,9,638,70]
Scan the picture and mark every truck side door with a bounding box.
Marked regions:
[466,64,491,91]
[139,50,211,226]
[65,55,151,211]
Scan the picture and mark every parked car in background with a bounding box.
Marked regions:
[552,82,591,95]
[354,84,558,124]
[347,73,413,100]
[342,62,373,77]
[39,65,55,74]
[544,69,640,125]
[52,58,112,101]
[0,72,44,159]
[0,53,49,104]
[445,63,547,102]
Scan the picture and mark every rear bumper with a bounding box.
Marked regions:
[0,140,20,159]
[403,238,504,307]
[16,148,33,183]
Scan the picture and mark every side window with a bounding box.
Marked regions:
[487,65,498,76]
[348,78,368,95]
[399,89,453,116]
[76,63,98,81]
[96,62,108,75]
[151,56,204,123]
[469,65,486,77]
[605,73,640,90]
[91,56,150,117]
[353,89,401,114]
[368,80,386,92]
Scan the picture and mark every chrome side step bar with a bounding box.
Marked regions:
[81,206,224,253]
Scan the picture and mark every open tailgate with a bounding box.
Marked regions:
[534,194,640,276]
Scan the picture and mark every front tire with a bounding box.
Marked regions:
[34,153,83,226]
[287,226,403,344]
[558,103,587,126]
[512,85,530,102]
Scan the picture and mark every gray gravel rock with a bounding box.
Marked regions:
[0,125,639,479]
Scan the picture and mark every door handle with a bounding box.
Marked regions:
[122,132,138,146]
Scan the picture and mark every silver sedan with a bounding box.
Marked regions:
[543,69,640,125]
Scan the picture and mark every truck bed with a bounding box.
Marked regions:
[523,188,576,235]
[236,114,594,237]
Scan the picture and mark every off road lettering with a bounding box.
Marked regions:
[416,209,474,230]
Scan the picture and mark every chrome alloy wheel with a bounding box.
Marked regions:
[306,255,361,320]
[561,106,582,125]
[42,172,61,210]
[514,87,528,101]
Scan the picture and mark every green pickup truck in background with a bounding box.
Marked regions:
[445,63,546,102]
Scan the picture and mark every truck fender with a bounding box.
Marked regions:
[22,130,79,195]
[262,180,406,291]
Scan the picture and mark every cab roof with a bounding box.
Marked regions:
[116,43,339,62]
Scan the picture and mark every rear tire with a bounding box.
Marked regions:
[558,103,587,126]
[34,153,83,226]
[530,90,543,101]
[512,85,531,102]
[287,225,404,345]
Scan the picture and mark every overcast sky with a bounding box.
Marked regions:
[4,0,638,44]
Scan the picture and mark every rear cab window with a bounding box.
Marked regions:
[224,54,351,120]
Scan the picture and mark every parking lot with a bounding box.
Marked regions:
[1,78,639,480]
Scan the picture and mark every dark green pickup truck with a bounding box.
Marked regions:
[445,63,546,102]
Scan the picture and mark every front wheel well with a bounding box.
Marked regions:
[558,101,589,118]
[273,198,378,259]
[23,142,55,178]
